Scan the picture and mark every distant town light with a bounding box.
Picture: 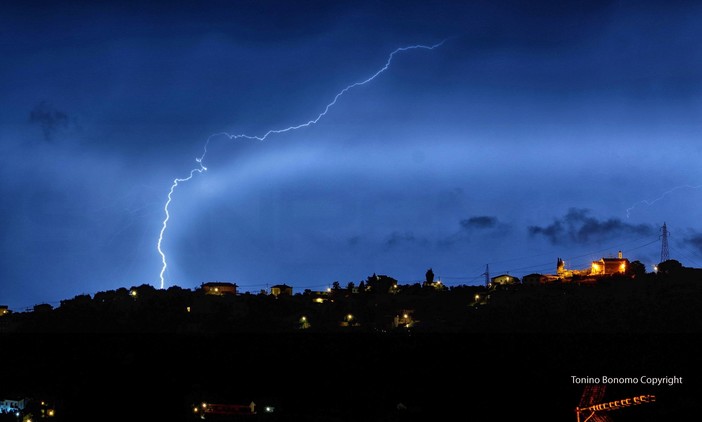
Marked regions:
[403,314,409,319]
[264,406,275,413]
[47,409,55,417]
[130,289,137,298]
[186,306,191,313]
[300,316,307,322]
[475,294,480,301]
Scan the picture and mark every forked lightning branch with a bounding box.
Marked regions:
[156,40,447,288]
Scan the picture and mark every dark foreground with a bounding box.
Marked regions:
[1,332,700,421]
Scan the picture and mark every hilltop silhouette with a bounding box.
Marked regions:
[1,263,701,421]
[2,261,702,334]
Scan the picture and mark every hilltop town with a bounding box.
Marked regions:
[2,252,701,334]
[2,255,700,422]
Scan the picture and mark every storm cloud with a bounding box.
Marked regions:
[438,215,511,249]
[529,208,655,245]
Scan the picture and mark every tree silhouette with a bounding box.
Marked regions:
[628,260,646,278]
[658,259,683,275]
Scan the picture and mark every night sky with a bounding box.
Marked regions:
[2,0,702,310]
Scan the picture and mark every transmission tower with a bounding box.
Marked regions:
[660,222,670,263]
[483,264,490,287]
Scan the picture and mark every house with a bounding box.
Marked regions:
[591,251,629,276]
[490,274,520,287]
[393,309,417,328]
[270,284,293,297]
[33,303,53,313]
[522,273,544,286]
[522,273,560,286]
[201,282,238,296]
[313,292,330,303]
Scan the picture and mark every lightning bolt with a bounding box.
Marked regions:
[157,39,448,289]
[626,184,702,218]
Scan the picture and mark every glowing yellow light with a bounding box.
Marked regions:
[202,403,208,408]
[326,287,331,292]
[130,290,137,297]
[474,294,480,301]
[47,409,55,417]
[301,316,307,322]
[193,407,199,413]
[214,287,219,292]
[403,314,409,319]
[347,314,353,320]
[186,306,191,313]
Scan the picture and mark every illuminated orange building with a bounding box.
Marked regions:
[590,251,629,276]
[201,282,238,296]
[530,251,631,285]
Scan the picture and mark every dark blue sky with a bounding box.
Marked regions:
[2,0,702,309]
